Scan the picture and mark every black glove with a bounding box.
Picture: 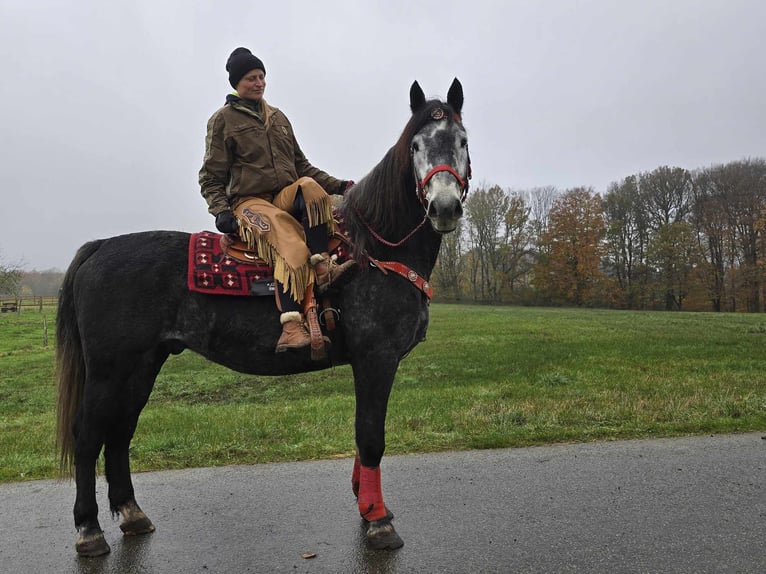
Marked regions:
[215,210,239,234]
[338,180,355,195]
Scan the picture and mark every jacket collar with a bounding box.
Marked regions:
[226,93,275,124]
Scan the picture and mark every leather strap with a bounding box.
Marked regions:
[368,258,433,301]
[302,284,326,361]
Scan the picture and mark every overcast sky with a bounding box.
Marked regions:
[1,0,764,270]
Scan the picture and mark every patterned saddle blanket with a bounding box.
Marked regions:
[187,231,275,296]
[187,229,351,297]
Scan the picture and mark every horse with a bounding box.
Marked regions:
[56,78,470,556]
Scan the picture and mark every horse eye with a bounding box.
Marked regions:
[412,142,420,153]
[460,138,468,148]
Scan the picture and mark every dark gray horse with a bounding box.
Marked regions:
[56,79,469,556]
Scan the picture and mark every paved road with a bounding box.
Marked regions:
[1,433,764,573]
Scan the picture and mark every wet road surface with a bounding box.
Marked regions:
[1,433,764,573]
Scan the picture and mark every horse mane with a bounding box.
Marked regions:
[342,98,462,260]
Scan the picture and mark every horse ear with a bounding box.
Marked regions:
[410,81,426,113]
[447,78,464,116]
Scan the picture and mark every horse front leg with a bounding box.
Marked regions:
[352,359,404,550]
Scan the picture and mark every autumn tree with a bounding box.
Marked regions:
[646,222,700,310]
[533,187,606,306]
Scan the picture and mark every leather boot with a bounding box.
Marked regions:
[311,252,357,293]
[275,311,311,353]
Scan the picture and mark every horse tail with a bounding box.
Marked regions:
[55,240,103,476]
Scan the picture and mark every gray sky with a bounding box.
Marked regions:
[1,0,764,270]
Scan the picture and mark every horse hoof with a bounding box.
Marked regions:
[366,518,404,550]
[120,515,155,536]
[76,530,111,557]
[119,500,156,535]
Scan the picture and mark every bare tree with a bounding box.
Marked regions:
[692,168,731,311]
[464,184,511,302]
[0,249,22,297]
[639,166,693,230]
[434,219,465,300]
[638,166,694,309]
[498,194,534,299]
[714,158,766,312]
[603,175,651,308]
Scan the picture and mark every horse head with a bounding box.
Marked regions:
[408,78,470,233]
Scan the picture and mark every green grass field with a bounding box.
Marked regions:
[1,304,764,483]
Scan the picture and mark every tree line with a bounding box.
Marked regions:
[3,158,764,312]
[0,267,63,299]
[432,157,766,312]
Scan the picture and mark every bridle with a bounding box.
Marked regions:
[415,162,471,210]
[354,158,471,249]
[349,111,471,301]
[354,130,471,248]
[413,107,472,210]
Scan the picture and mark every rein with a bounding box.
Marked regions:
[353,158,471,248]
[353,207,429,248]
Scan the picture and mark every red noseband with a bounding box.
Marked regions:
[416,164,471,207]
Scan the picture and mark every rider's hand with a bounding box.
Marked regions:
[215,210,239,234]
[338,180,355,195]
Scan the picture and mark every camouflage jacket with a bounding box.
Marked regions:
[199,95,344,216]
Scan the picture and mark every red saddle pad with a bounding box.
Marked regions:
[187,231,273,296]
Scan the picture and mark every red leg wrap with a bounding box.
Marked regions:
[352,454,361,498]
[357,465,387,522]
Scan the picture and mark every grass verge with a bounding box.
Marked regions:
[1,304,764,482]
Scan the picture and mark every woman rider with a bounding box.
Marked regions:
[199,47,354,353]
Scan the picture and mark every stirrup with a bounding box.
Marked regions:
[311,253,356,293]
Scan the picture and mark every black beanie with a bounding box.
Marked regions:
[226,47,266,89]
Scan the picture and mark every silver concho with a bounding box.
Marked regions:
[431,108,445,120]
[408,270,418,282]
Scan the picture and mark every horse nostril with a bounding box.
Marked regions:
[427,201,438,218]
[455,202,463,218]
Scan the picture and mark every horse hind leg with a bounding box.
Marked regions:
[105,431,155,537]
[105,351,167,538]
[72,406,111,557]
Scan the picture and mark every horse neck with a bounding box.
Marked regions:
[367,201,443,279]
[345,150,443,277]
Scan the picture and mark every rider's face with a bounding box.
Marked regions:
[236,69,266,101]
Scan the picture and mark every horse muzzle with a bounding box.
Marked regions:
[426,189,464,233]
